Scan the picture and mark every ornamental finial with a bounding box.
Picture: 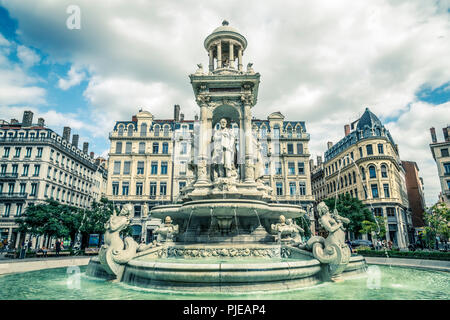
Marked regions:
[222,20,229,26]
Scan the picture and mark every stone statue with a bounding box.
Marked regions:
[211,118,237,179]
[154,216,179,242]
[195,63,204,74]
[247,62,254,73]
[98,204,156,280]
[252,135,265,181]
[301,202,351,281]
[270,215,304,244]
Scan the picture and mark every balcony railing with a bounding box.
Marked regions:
[0,192,28,199]
[0,173,18,179]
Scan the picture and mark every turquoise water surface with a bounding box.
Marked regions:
[1,265,448,300]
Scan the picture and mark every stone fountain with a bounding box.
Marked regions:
[87,20,366,292]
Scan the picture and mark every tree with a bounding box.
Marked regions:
[361,216,387,240]
[324,194,374,238]
[422,202,449,249]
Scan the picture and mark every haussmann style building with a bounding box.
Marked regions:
[429,126,450,207]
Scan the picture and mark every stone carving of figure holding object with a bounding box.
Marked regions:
[211,118,236,179]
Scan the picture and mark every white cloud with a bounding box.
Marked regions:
[57,66,86,90]
[17,45,40,68]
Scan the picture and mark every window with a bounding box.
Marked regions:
[151,162,158,175]
[273,126,280,139]
[261,143,268,156]
[288,162,295,175]
[19,183,26,195]
[297,162,305,175]
[137,161,144,174]
[350,152,354,160]
[136,183,143,196]
[371,184,379,198]
[127,125,133,137]
[0,164,6,174]
[122,182,129,195]
[140,123,147,137]
[125,142,132,154]
[163,125,169,137]
[287,126,293,138]
[359,147,363,158]
[264,162,270,175]
[3,203,11,217]
[162,142,169,154]
[8,183,14,194]
[447,180,450,190]
[296,143,303,154]
[123,161,131,175]
[275,162,282,175]
[287,144,294,154]
[25,147,32,157]
[134,205,141,218]
[180,161,187,175]
[369,165,376,178]
[116,142,122,154]
[374,208,383,217]
[360,167,366,180]
[180,142,187,155]
[386,207,395,217]
[30,183,37,196]
[113,161,121,174]
[161,162,168,175]
[299,182,306,195]
[261,127,267,138]
[383,183,390,198]
[179,181,186,191]
[276,182,283,196]
[353,171,356,184]
[139,142,145,154]
[444,163,450,175]
[378,144,384,154]
[273,142,280,155]
[14,147,21,157]
[33,165,40,176]
[381,164,388,178]
[118,125,124,136]
[154,125,160,137]
[153,142,159,154]
[150,182,157,196]
[160,182,167,196]
[12,164,18,175]
[112,182,119,195]
[36,147,43,158]
[3,147,10,157]
[366,144,373,155]
[441,148,449,157]
[289,182,296,196]
[22,164,29,176]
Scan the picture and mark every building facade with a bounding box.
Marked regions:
[107,107,314,243]
[323,108,413,248]
[0,111,107,248]
[402,160,426,237]
[429,126,450,206]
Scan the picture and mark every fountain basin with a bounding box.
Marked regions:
[87,244,367,292]
[150,198,306,220]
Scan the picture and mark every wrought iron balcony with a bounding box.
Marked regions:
[0,173,18,180]
[0,192,28,200]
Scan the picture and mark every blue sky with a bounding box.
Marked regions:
[0,0,449,206]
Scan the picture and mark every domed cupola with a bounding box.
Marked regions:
[204,20,248,72]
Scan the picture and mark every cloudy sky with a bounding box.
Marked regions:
[0,0,449,206]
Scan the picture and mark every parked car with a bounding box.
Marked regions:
[350,239,374,248]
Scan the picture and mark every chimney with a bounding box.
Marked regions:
[430,127,437,143]
[443,127,449,142]
[10,119,19,124]
[37,118,45,127]
[72,134,79,148]
[344,124,350,136]
[83,142,89,154]
[90,151,94,159]
[327,141,333,150]
[317,155,322,166]
[131,115,137,122]
[174,105,180,121]
[22,111,33,127]
[63,126,71,142]
[309,159,314,171]
[180,113,185,121]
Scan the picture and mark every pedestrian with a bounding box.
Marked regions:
[55,239,61,256]
[28,240,32,250]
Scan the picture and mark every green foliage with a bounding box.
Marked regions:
[421,202,449,249]
[324,194,374,237]
[79,197,115,235]
[357,249,450,261]
[361,216,387,239]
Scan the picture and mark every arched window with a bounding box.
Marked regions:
[154,125,160,137]
[127,125,133,137]
[140,123,147,137]
[260,125,267,138]
[273,125,280,139]
[286,125,293,138]
[381,164,388,178]
[163,125,169,137]
[118,125,124,136]
[295,125,302,137]
[162,142,169,154]
[369,165,376,179]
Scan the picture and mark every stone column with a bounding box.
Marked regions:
[229,42,234,68]
[243,103,254,183]
[238,48,243,71]
[217,42,222,68]
[196,104,210,183]
[208,48,214,72]
[7,228,12,242]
